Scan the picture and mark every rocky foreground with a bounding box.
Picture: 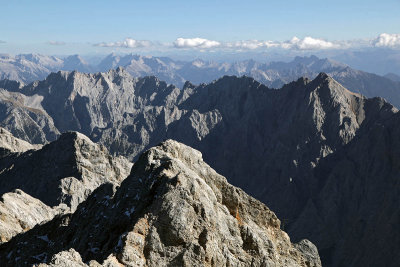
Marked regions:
[0,131,321,266]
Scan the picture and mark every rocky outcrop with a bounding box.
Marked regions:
[0,140,321,267]
[0,127,41,158]
[0,130,132,244]
[0,88,59,144]
[0,131,132,210]
[0,189,56,244]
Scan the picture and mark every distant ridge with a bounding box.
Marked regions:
[1,54,400,107]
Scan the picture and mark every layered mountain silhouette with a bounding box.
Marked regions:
[1,53,400,107]
[0,69,399,266]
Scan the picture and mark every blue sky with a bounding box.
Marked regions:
[1,0,400,55]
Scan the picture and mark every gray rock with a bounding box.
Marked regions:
[289,110,400,267]
[0,130,132,245]
[0,189,56,244]
[0,69,398,266]
[0,131,132,210]
[0,140,321,267]
[0,127,41,158]
[0,88,59,144]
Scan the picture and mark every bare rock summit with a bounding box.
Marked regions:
[0,140,321,267]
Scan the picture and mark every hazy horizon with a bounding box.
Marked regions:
[1,1,400,56]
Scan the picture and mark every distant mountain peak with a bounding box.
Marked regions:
[314,72,330,82]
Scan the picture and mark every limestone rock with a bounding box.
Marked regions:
[0,89,59,144]
[0,130,132,245]
[0,131,132,210]
[289,111,400,267]
[0,127,41,158]
[0,189,56,244]
[0,140,321,267]
[0,69,398,266]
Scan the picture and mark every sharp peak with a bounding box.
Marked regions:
[285,73,347,93]
[307,72,339,89]
[57,131,93,143]
[115,66,125,72]
[46,70,72,80]
[309,72,365,99]
[46,131,99,152]
[183,80,196,89]
[63,54,88,64]
[314,72,331,81]
[153,139,202,157]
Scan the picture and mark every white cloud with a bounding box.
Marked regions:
[281,36,340,50]
[223,37,340,51]
[94,38,152,48]
[373,33,400,48]
[172,36,341,51]
[47,41,65,46]
[93,33,400,52]
[226,40,280,50]
[174,38,221,49]
[0,40,6,44]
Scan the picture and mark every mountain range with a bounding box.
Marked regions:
[0,68,399,266]
[1,53,400,108]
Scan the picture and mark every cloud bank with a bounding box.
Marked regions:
[94,33,400,52]
[173,38,221,49]
[225,40,279,50]
[94,38,152,48]
[173,36,340,51]
[373,33,400,48]
[282,37,339,50]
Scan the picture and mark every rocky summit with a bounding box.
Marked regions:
[0,138,321,267]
